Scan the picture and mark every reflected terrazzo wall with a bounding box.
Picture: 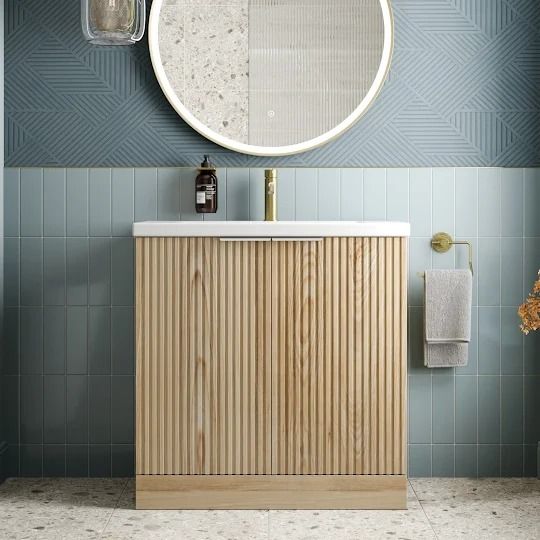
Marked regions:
[159,2,249,142]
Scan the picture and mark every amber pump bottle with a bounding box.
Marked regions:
[195,155,217,213]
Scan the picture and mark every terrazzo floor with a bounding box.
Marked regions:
[0,478,538,539]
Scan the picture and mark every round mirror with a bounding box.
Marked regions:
[149,0,393,156]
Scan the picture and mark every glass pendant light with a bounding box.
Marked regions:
[81,0,146,45]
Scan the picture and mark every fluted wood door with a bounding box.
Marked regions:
[271,238,407,475]
[136,237,272,475]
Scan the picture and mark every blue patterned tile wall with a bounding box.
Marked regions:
[2,166,540,477]
[5,1,540,167]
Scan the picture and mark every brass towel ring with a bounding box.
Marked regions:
[431,232,474,275]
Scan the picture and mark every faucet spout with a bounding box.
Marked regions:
[265,169,277,221]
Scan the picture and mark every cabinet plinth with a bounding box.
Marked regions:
[135,237,407,509]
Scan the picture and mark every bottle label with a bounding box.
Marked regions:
[196,191,206,204]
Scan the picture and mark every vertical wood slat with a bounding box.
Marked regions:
[272,237,407,475]
[151,239,159,474]
[136,236,407,477]
[136,238,272,475]
[324,240,332,474]
[362,238,370,474]
[135,239,144,474]
[385,237,392,474]
[400,238,408,474]
[377,237,385,474]
[369,237,377,474]
[181,239,189,474]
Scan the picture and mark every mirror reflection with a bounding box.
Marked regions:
[153,0,391,153]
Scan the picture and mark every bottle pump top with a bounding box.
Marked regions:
[200,155,215,170]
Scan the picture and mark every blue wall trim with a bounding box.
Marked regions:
[4,0,540,167]
[2,166,540,477]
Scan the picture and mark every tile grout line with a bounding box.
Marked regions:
[41,168,45,476]
[417,482,442,540]
[408,479,439,540]
[64,168,68,477]
[109,168,113,475]
[362,168,365,221]
[99,477,129,538]
[453,167,456,477]
[430,167,433,476]
[521,168,526,476]
[407,253,412,454]
[293,169,297,220]
[499,169,502,476]
[17,168,21,476]
[384,167,387,220]
[86,168,90,477]
[476,169,480,476]
[338,168,342,220]
[316,168,319,220]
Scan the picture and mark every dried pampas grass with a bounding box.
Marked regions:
[519,270,540,334]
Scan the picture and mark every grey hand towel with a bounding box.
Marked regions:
[424,269,472,368]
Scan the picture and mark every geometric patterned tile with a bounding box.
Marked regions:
[5,0,540,166]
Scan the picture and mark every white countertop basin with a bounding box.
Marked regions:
[132,221,410,238]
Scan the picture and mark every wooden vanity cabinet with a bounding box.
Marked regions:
[135,237,407,510]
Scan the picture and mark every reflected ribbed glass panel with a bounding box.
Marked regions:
[248,0,384,146]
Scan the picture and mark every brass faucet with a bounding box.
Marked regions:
[264,169,277,221]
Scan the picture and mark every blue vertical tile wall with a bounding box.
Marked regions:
[2,166,540,478]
